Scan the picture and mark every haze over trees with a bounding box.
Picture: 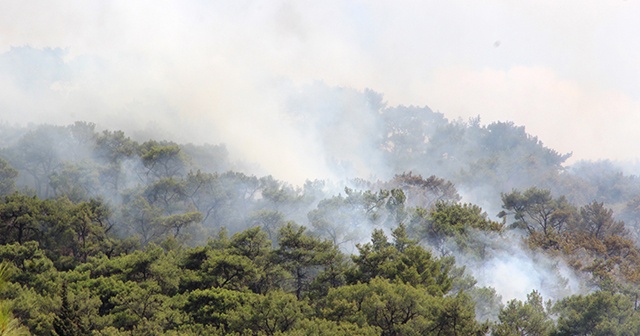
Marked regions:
[2,85,640,334]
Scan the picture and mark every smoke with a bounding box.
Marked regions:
[3,1,640,179]
[449,229,590,304]
[2,1,640,309]
[425,65,640,165]
[284,84,391,180]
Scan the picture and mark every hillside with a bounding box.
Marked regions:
[2,90,640,334]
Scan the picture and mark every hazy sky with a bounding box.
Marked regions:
[1,0,640,180]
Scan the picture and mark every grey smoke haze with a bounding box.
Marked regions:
[1,1,639,308]
[449,229,589,304]
[2,1,640,182]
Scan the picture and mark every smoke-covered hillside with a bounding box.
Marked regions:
[3,2,640,333]
[2,84,640,334]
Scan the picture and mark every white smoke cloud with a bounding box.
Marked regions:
[451,229,590,303]
[3,1,640,182]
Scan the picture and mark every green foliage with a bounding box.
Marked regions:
[49,162,101,202]
[468,286,502,322]
[500,187,574,238]
[275,222,343,299]
[95,130,137,164]
[229,290,309,335]
[161,212,203,240]
[499,188,640,289]
[552,291,640,336]
[0,158,18,196]
[576,201,626,240]
[288,318,380,335]
[3,126,62,198]
[348,226,452,295]
[0,194,43,245]
[52,282,84,336]
[248,209,285,242]
[0,242,56,293]
[384,173,460,210]
[1,204,637,335]
[0,195,114,268]
[183,287,253,330]
[492,290,554,336]
[0,262,30,336]
[322,277,486,336]
[410,201,503,254]
[142,178,187,215]
[138,141,188,180]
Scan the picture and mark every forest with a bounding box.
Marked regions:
[2,87,640,335]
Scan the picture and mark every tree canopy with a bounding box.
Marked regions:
[2,115,640,334]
